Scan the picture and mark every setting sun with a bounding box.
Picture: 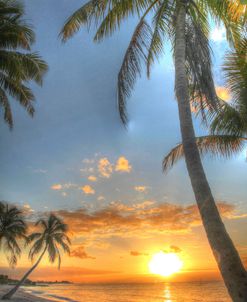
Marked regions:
[149,252,183,277]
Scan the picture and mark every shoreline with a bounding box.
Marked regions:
[0,286,53,302]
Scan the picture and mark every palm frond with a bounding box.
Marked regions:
[0,51,48,84]
[205,0,244,46]
[94,0,159,42]
[0,87,13,127]
[0,202,27,266]
[223,38,247,106]
[146,0,174,77]
[29,236,45,261]
[163,135,247,171]
[210,102,245,136]
[185,14,219,121]
[60,0,108,42]
[118,18,152,125]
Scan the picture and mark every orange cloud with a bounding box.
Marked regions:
[54,201,235,239]
[134,186,147,193]
[70,246,95,260]
[88,175,97,182]
[216,86,231,102]
[98,157,113,178]
[51,184,62,190]
[130,251,149,256]
[169,245,182,253]
[115,156,132,173]
[81,185,95,195]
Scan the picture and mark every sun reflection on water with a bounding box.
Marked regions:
[164,283,172,302]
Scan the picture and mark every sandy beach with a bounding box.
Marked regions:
[0,286,52,302]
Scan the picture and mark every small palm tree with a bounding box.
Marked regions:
[0,0,48,128]
[2,214,71,300]
[163,38,247,169]
[0,201,27,267]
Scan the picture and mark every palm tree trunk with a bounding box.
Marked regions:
[2,247,47,300]
[174,1,247,301]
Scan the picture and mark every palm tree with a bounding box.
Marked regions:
[2,214,71,300]
[0,0,48,128]
[163,38,247,168]
[0,201,27,267]
[60,1,247,300]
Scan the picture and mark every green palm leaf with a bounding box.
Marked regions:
[163,135,247,171]
[0,0,48,128]
[118,18,152,124]
[0,202,27,267]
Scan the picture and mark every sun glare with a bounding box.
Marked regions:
[148,252,183,277]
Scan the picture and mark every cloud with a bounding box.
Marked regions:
[88,176,97,182]
[130,251,149,256]
[80,167,94,173]
[21,203,35,216]
[98,157,113,178]
[210,26,226,42]
[51,183,77,191]
[169,245,182,253]
[33,169,47,174]
[63,183,77,189]
[54,201,236,239]
[70,246,95,260]
[82,159,94,164]
[115,157,132,173]
[81,185,95,195]
[216,86,231,102]
[134,186,147,193]
[51,184,62,190]
[97,196,105,201]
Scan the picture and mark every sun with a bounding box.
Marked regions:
[148,252,183,277]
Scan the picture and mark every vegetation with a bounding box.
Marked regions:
[0,0,48,128]
[60,0,247,300]
[0,201,27,267]
[163,38,247,168]
[2,213,71,300]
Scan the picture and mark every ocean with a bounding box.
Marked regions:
[24,281,231,302]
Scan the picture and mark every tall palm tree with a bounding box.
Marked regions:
[2,214,71,300]
[0,202,27,267]
[60,1,247,300]
[163,38,247,168]
[0,0,48,128]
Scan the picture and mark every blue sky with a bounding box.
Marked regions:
[0,0,247,215]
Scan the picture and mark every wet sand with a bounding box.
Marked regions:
[0,286,52,302]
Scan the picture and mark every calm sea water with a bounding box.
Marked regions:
[24,282,231,302]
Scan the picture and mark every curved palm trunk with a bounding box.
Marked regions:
[174,2,247,301]
[2,247,47,300]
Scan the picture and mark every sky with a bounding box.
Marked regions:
[0,0,247,283]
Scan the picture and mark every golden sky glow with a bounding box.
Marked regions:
[216,86,231,102]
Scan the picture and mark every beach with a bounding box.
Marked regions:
[0,286,52,302]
